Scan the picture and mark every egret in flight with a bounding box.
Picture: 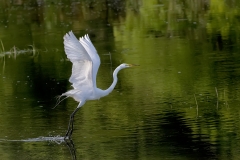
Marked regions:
[59,31,137,139]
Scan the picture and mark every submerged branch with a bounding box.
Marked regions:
[194,94,198,117]
[215,87,218,110]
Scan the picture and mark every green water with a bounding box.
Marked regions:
[0,0,240,159]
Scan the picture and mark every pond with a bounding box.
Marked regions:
[0,0,240,159]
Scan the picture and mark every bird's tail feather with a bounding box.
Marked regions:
[52,94,70,109]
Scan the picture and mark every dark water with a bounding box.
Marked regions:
[1,0,240,159]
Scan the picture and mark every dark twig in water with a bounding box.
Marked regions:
[103,52,113,74]
[194,94,198,117]
[0,39,5,73]
[215,87,218,110]
[224,89,229,108]
[0,39,5,53]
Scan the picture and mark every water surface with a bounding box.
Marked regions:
[0,0,240,159]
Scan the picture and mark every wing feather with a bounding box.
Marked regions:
[64,31,91,62]
[63,31,99,90]
[70,60,92,89]
[79,34,100,88]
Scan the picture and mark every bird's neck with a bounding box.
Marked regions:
[102,65,122,97]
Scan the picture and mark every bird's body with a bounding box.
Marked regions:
[60,31,136,139]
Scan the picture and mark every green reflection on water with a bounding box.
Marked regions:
[0,0,240,159]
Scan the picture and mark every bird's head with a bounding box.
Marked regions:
[120,63,139,68]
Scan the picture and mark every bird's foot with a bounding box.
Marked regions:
[64,135,70,140]
[64,133,71,140]
[64,129,73,140]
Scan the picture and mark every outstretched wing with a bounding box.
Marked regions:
[63,31,100,90]
[79,34,100,88]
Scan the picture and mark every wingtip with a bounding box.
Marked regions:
[63,33,68,40]
[64,30,75,40]
[64,31,71,38]
[69,31,74,36]
[79,34,87,41]
[79,36,83,41]
[65,31,91,43]
[85,34,91,42]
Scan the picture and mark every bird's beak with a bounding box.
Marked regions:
[129,64,140,67]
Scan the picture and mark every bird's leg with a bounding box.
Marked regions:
[65,113,74,139]
[65,107,80,139]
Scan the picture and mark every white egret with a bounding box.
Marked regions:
[59,31,137,139]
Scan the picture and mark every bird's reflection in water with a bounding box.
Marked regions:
[65,138,77,160]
